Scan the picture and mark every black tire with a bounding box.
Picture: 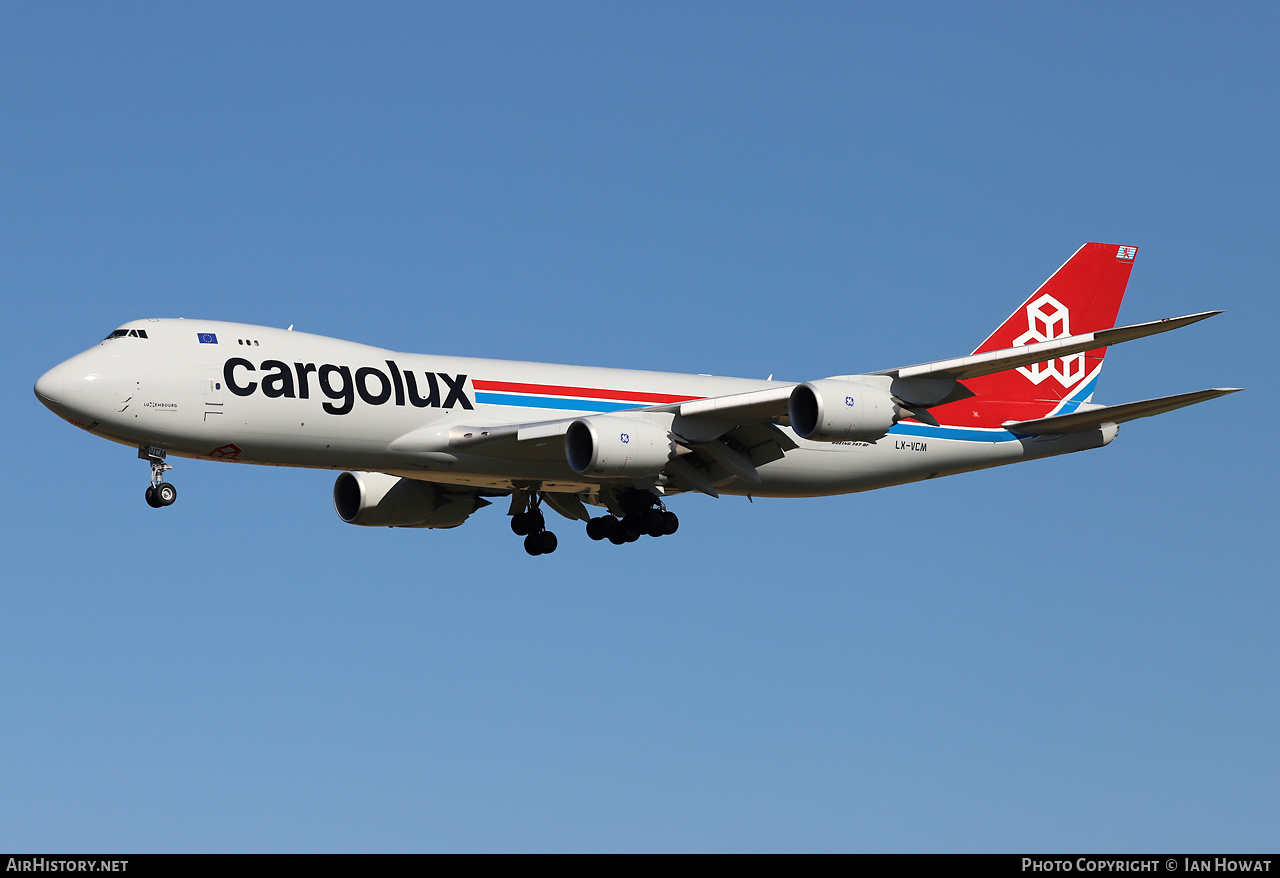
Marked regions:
[599,516,619,538]
[155,482,177,506]
[511,511,533,535]
[608,531,629,545]
[643,509,666,537]
[661,511,679,535]
[523,533,544,555]
[537,531,558,554]
[620,513,643,539]
[586,518,605,541]
[144,486,162,508]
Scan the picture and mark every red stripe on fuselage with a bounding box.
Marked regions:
[471,379,701,404]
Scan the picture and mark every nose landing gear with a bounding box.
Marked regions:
[139,446,177,508]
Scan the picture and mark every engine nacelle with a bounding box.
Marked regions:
[788,378,900,442]
[333,471,487,528]
[565,415,674,477]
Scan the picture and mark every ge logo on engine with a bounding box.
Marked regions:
[845,396,856,406]
[620,432,630,444]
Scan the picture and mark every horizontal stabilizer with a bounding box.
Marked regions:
[1003,388,1241,435]
[880,311,1222,382]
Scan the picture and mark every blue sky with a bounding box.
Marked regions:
[2,2,1276,852]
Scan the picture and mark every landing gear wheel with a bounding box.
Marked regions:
[141,447,175,508]
[524,533,544,555]
[511,509,545,536]
[643,509,666,537]
[537,531,558,554]
[661,511,679,535]
[620,513,644,540]
[608,531,629,546]
[587,516,621,541]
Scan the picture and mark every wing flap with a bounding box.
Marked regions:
[1003,388,1241,435]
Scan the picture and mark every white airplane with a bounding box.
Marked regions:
[35,243,1237,555]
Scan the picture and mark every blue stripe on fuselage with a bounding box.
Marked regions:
[474,392,639,413]
[889,422,1020,443]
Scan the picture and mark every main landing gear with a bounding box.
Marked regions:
[511,494,558,556]
[139,446,177,508]
[510,488,678,555]
[585,490,678,545]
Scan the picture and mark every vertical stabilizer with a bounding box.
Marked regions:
[932,243,1138,428]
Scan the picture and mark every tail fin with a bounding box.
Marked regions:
[935,242,1138,428]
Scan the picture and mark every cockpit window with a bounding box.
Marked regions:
[103,328,149,340]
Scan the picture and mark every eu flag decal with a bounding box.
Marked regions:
[198,333,218,344]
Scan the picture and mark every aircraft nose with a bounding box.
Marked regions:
[35,347,124,424]
[34,366,65,405]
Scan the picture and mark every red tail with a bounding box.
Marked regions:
[933,243,1138,428]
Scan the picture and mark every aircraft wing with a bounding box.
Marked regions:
[387,310,1228,496]
[643,310,1225,423]
[389,390,801,497]
[389,417,582,459]
[645,310,1227,424]
[390,384,801,457]
[875,311,1221,381]
[1002,388,1242,435]
[659,384,795,421]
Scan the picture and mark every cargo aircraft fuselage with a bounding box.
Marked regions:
[34,244,1238,555]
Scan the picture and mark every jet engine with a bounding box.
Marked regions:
[333,471,489,528]
[788,378,901,442]
[564,415,674,477]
